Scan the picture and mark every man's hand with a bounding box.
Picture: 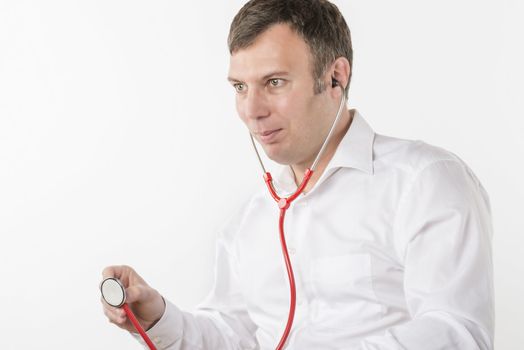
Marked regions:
[101,265,165,332]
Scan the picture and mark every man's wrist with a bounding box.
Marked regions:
[145,295,166,331]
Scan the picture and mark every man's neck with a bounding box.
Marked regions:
[291,109,354,193]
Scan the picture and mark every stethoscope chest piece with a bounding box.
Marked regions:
[100,277,158,350]
[101,277,126,307]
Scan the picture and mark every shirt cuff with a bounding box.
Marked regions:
[130,298,183,350]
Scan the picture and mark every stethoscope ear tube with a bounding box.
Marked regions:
[100,278,158,350]
[249,90,346,174]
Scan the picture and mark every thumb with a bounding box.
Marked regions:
[125,284,150,304]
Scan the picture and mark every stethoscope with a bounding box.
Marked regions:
[100,277,158,350]
[249,83,346,349]
[100,83,346,350]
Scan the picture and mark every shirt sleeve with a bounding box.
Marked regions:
[357,159,494,350]
[132,234,259,350]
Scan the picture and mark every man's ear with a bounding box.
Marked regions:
[328,57,351,92]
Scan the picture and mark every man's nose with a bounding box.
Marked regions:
[243,88,270,120]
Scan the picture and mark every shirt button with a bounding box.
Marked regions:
[288,247,296,255]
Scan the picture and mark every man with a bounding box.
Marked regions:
[101,1,494,349]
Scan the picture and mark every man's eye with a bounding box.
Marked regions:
[269,79,282,87]
[234,83,245,92]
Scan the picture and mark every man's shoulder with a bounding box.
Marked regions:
[373,133,463,176]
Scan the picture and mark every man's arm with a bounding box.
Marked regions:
[131,236,259,350]
[357,159,494,349]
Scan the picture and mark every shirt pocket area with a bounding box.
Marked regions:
[309,253,383,327]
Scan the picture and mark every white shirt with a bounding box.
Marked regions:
[137,110,494,349]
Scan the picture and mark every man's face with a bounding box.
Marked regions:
[228,24,337,167]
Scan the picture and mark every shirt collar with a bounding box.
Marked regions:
[328,109,375,174]
[274,109,375,194]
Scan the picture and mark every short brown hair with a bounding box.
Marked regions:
[228,0,353,96]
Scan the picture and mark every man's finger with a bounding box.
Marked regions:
[101,297,126,317]
[102,265,139,287]
[103,304,126,324]
[102,265,119,280]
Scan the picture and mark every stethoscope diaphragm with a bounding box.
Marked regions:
[100,277,126,307]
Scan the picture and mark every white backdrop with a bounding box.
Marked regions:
[1,1,522,349]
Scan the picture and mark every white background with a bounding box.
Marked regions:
[0,0,522,349]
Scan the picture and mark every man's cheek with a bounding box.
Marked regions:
[235,103,247,124]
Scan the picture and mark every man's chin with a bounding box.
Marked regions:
[263,147,292,166]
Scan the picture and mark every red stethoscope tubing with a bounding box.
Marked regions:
[264,169,314,350]
[123,304,158,350]
[252,88,345,349]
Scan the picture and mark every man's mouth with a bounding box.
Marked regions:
[257,129,282,143]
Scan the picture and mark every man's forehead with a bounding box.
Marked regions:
[228,51,294,82]
[228,23,312,81]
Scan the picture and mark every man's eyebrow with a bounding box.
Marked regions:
[227,76,242,83]
[227,71,290,83]
[261,71,289,80]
